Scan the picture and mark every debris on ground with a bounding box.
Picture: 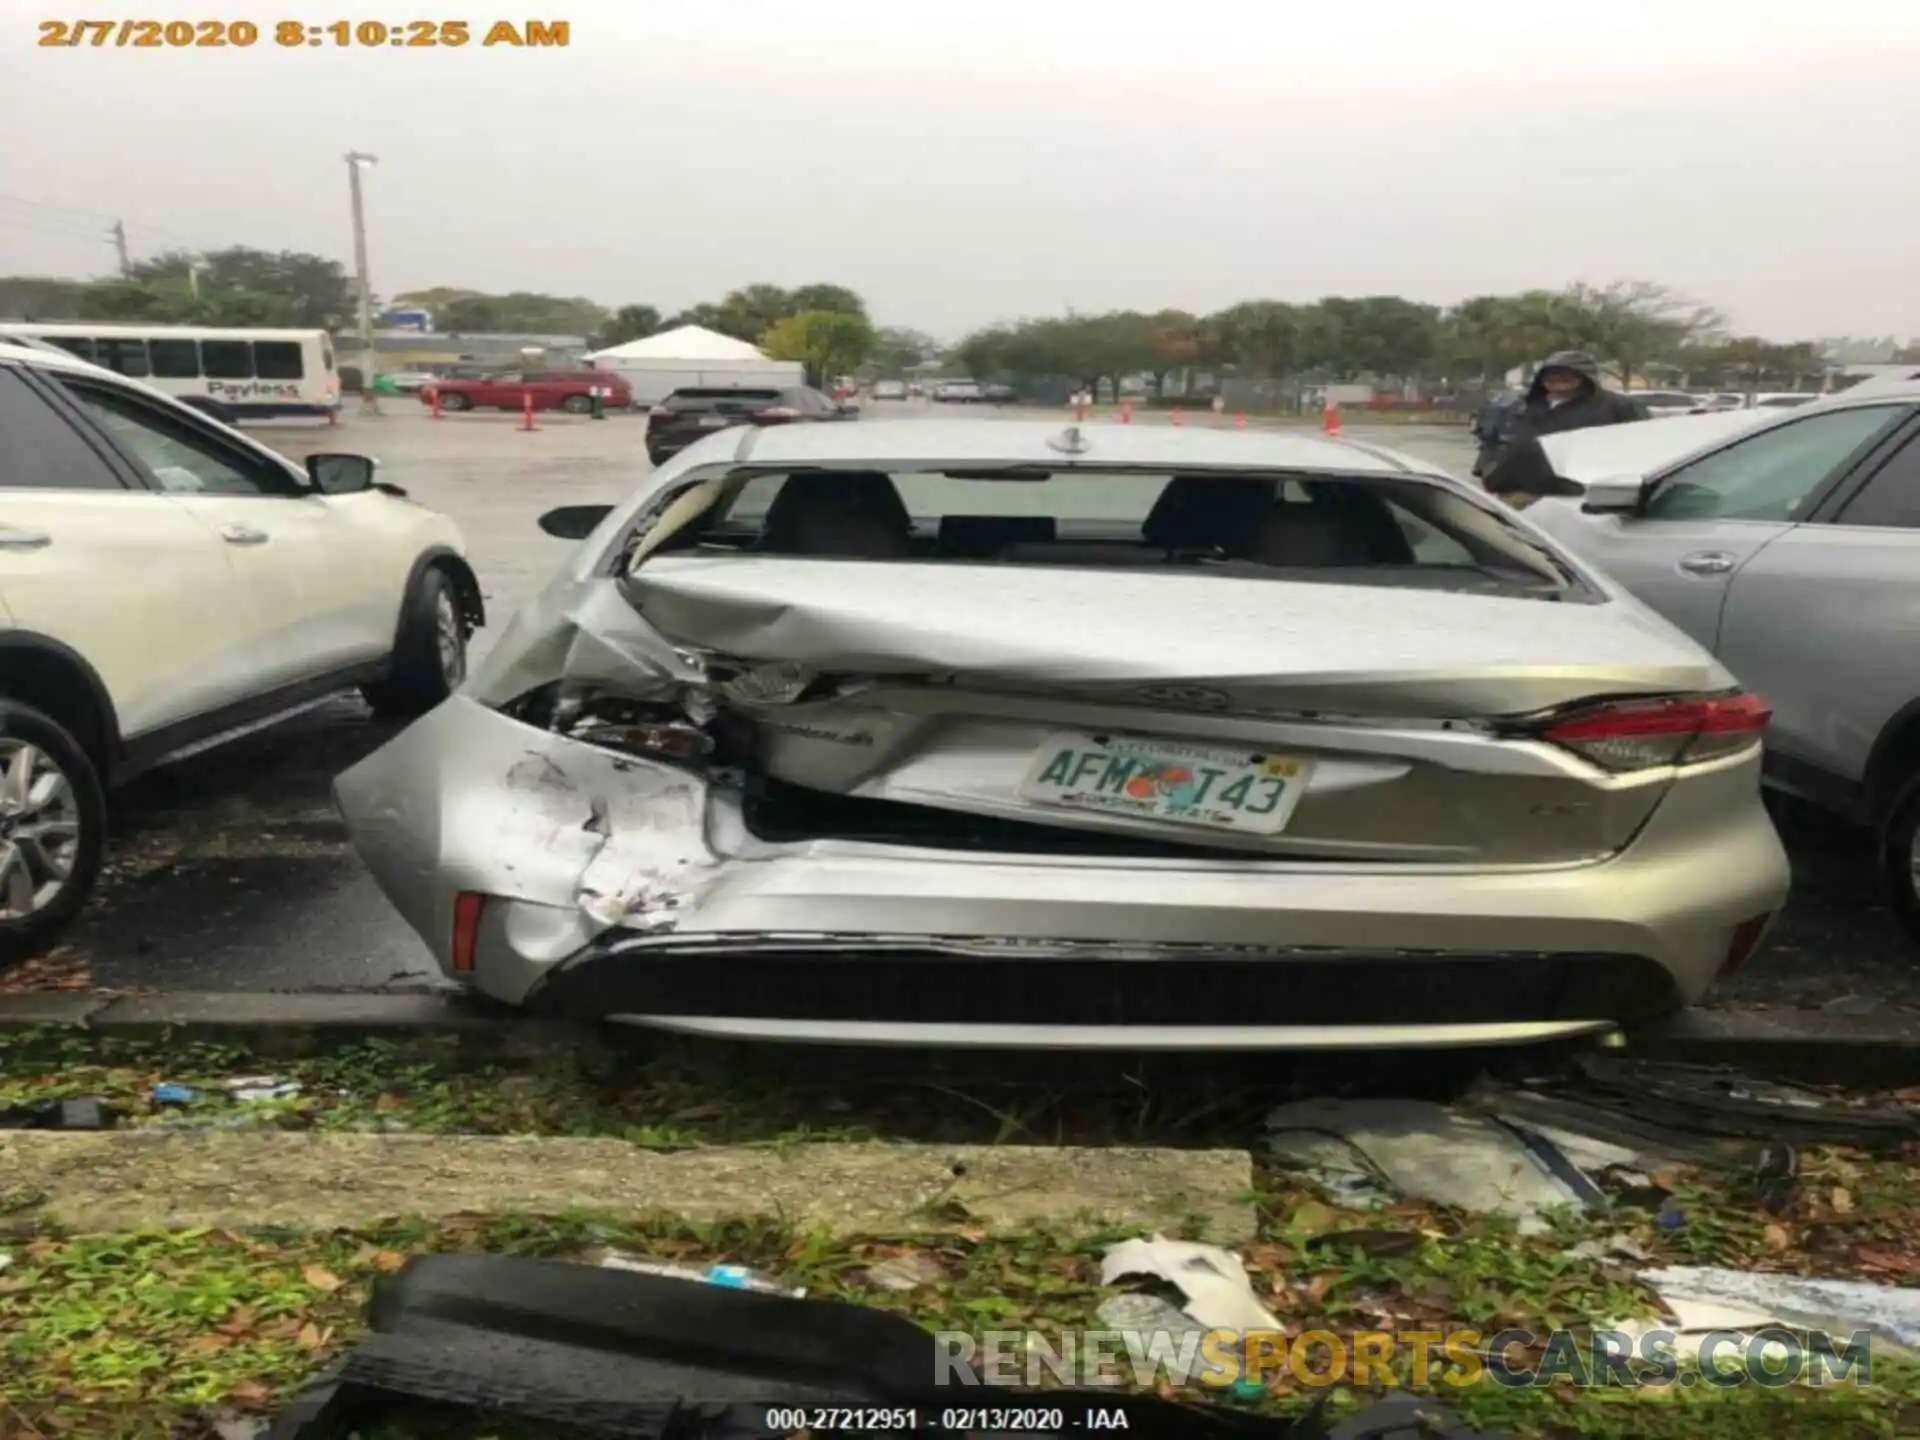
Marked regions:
[0,1096,114,1130]
[1100,1234,1282,1331]
[227,1076,303,1103]
[152,1082,198,1107]
[1639,1264,1920,1351]
[860,1250,948,1292]
[1265,1098,1596,1232]
[596,1250,806,1298]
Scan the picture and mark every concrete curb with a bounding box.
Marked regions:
[0,1131,1257,1242]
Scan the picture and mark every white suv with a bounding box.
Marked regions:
[0,340,483,963]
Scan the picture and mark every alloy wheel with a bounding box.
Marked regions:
[0,739,82,921]
[435,588,467,688]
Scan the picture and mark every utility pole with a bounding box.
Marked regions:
[109,220,130,276]
[345,151,380,416]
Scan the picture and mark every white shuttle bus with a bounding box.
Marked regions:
[0,322,340,420]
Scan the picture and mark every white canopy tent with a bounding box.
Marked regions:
[584,324,803,404]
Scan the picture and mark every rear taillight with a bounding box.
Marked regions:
[648,405,674,420]
[1534,691,1771,772]
[450,891,487,973]
[753,405,802,421]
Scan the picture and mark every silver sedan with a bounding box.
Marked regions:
[335,420,1790,1049]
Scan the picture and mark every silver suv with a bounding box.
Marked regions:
[1523,384,1920,942]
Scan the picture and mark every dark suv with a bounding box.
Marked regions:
[646,385,854,466]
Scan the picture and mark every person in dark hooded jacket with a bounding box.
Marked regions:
[1478,351,1650,496]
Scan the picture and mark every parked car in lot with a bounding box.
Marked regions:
[1522,382,1920,942]
[423,370,632,414]
[871,380,909,400]
[1624,390,1703,419]
[644,385,855,467]
[384,370,439,393]
[0,339,483,964]
[932,381,985,403]
[981,383,1017,404]
[335,420,1788,1046]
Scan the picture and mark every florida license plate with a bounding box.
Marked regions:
[698,415,730,427]
[1016,734,1310,834]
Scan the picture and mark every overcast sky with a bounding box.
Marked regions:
[3,0,1915,341]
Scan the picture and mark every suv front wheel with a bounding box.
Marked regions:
[0,701,107,968]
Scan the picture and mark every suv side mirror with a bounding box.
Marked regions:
[1580,474,1646,515]
[540,504,612,539]
[307,453,378,494]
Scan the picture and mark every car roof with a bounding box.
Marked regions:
[728,417,1443,476]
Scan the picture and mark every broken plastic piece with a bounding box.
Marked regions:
[1640,1265,1920,1353]
[1100,1234,1282,1333]
[596,1252,804,1298]
[0,1097,113,1130]
[1266,1098,1594,1233]
[151,1083,197,1107]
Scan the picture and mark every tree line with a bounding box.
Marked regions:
[957,283,1920,397]
[3,255,1913,395]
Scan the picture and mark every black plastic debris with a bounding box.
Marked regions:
[0,1097,113,1130]
[1568,1056,1920,1146]
[262,1253,1506,1440]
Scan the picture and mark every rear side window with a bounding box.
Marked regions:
[0,368,128,491]
[149,339,200,378]
[254,341,304,380]
[93,339,150,378]
[200,341,253,379]
[1645,406,1906,523]
[45,337,94,362]
[667,389,780,412]
[1836,437,1920,530]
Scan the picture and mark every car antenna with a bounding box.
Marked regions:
[1047,424,1090,455]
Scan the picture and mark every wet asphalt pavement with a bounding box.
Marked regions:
[43,403,1920,1010]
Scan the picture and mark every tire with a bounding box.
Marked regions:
[0,701,107,970]
[561,394,593,415]
[1877,768,1920,946]
[438,392,472,412]
[362,566,469,720]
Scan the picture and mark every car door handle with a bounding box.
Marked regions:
[0,528,51,550]
[221,524,269,545]
[1678,550,1737,576]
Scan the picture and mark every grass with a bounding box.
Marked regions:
[5,1032,1920,1437]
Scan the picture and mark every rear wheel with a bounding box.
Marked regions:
[561,394,593,415]
[0,702,106,969]
[438,392,472,412]
[362,567,469,720]
[1879,769,1920,946]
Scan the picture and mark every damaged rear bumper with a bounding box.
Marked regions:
[335,696,1787,1049]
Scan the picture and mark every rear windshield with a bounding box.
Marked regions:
[643,468,1579,599]
[664,388,782,411]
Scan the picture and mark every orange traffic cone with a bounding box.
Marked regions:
[1170,407,1183,428]
[426,386,442,420]
[1120,403,1133,425]
[520,391,538,432]
[1321,399,1341,435]
[1235,411,1247,429]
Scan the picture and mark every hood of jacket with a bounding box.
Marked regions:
[1526,350,1605,403]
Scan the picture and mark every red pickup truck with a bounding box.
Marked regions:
[421,370,632,414]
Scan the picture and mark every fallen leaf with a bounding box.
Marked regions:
[217,1304,259,1337]
[1302,1272,1336,1303]
[297,1322,327,1349]
[1832,1188,1856,1215]
[302,1263,344,1292]
[1763,1223,1792,1252]
[185,1333,233,1355]
[227,1381,272,1407]
[1286,1200,1338,1239]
